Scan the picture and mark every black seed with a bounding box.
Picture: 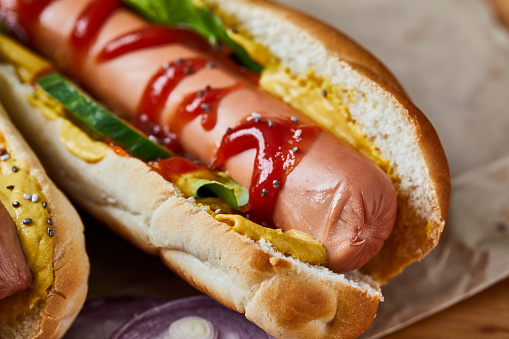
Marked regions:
[322,89,327,97]
[261,189,268,198]
[197,91,204,98]
[226,127,232,132]
[268,119,274,127]
[231,28,238,33]
[6,185,14,190]
[47,227,54,237]
[291,116,298,122]
[273,180,280,189]
[206,61,216,68]
[205,85,211,91]
[47,218,53,226]
[42,202,48,208]
[22,218,32,225]
[184,67,193,74]
[12,201,20,208]
[12,166,19,172]
[0,149,6,155]
[201,103,210,111]
[176,58,184,65]
[292,146,299,152]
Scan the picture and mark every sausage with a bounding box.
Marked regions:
[26,0,397,272]
[0,200,33,300]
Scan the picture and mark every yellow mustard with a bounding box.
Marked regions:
[0,136,54,322]
[0,34,107,163]
[59,119,107,162]
[0,34,51,83]
[215,214,327,266]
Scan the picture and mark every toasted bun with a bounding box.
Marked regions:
[0,104,89,338]
[0,0,450,337]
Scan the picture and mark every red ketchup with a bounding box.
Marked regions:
[97,26,260,82]
[104,137,128,157]
[150,157,204,182]
[135,57,213,152]
[97,26,217,62]
[211,118,320,226]
[1,0,53,41]
[173,83,245,133]
[70,0,120,69]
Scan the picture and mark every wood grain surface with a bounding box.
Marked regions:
[382,278,509,338]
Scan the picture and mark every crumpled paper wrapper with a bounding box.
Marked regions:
[273,0,509,337]
[85,0,509,337]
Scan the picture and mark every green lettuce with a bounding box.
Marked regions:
[122,0,263,73]
[190,173,249,211]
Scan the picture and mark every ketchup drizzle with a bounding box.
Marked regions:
[4,0,53,41]
[71,0,120,67]
[138,57,211,123]
[150,157,203,182]
[211,118,320,226]
[97,26,216,62]
[135,57,215,152]
[173,83,244,133]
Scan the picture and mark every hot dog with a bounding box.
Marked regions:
[0,0,450,338]
[19,0,399,273]
[0,103,88,338]
[0,200,33,300]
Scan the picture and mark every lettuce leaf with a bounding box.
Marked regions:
[191,173,249,211]
[123,0,263,73]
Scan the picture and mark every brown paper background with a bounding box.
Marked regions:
[84,0,509,337]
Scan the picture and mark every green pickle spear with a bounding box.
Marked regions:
[37,72,172,162]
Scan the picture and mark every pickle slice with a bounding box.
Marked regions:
[37,72,172,162]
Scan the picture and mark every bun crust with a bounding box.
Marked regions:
[0,105,88,339]
[0,0,450,337]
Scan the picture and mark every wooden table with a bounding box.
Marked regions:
[382,278,509,338]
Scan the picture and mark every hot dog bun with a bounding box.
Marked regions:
[0,0,450,337]
[0,104,89,338]
[203,0,450,281]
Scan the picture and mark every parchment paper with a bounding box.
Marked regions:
[84,0,509,337]
[272,0,509,337]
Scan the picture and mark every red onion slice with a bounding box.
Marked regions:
[111,295,274,339]
[64,296,165,339]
